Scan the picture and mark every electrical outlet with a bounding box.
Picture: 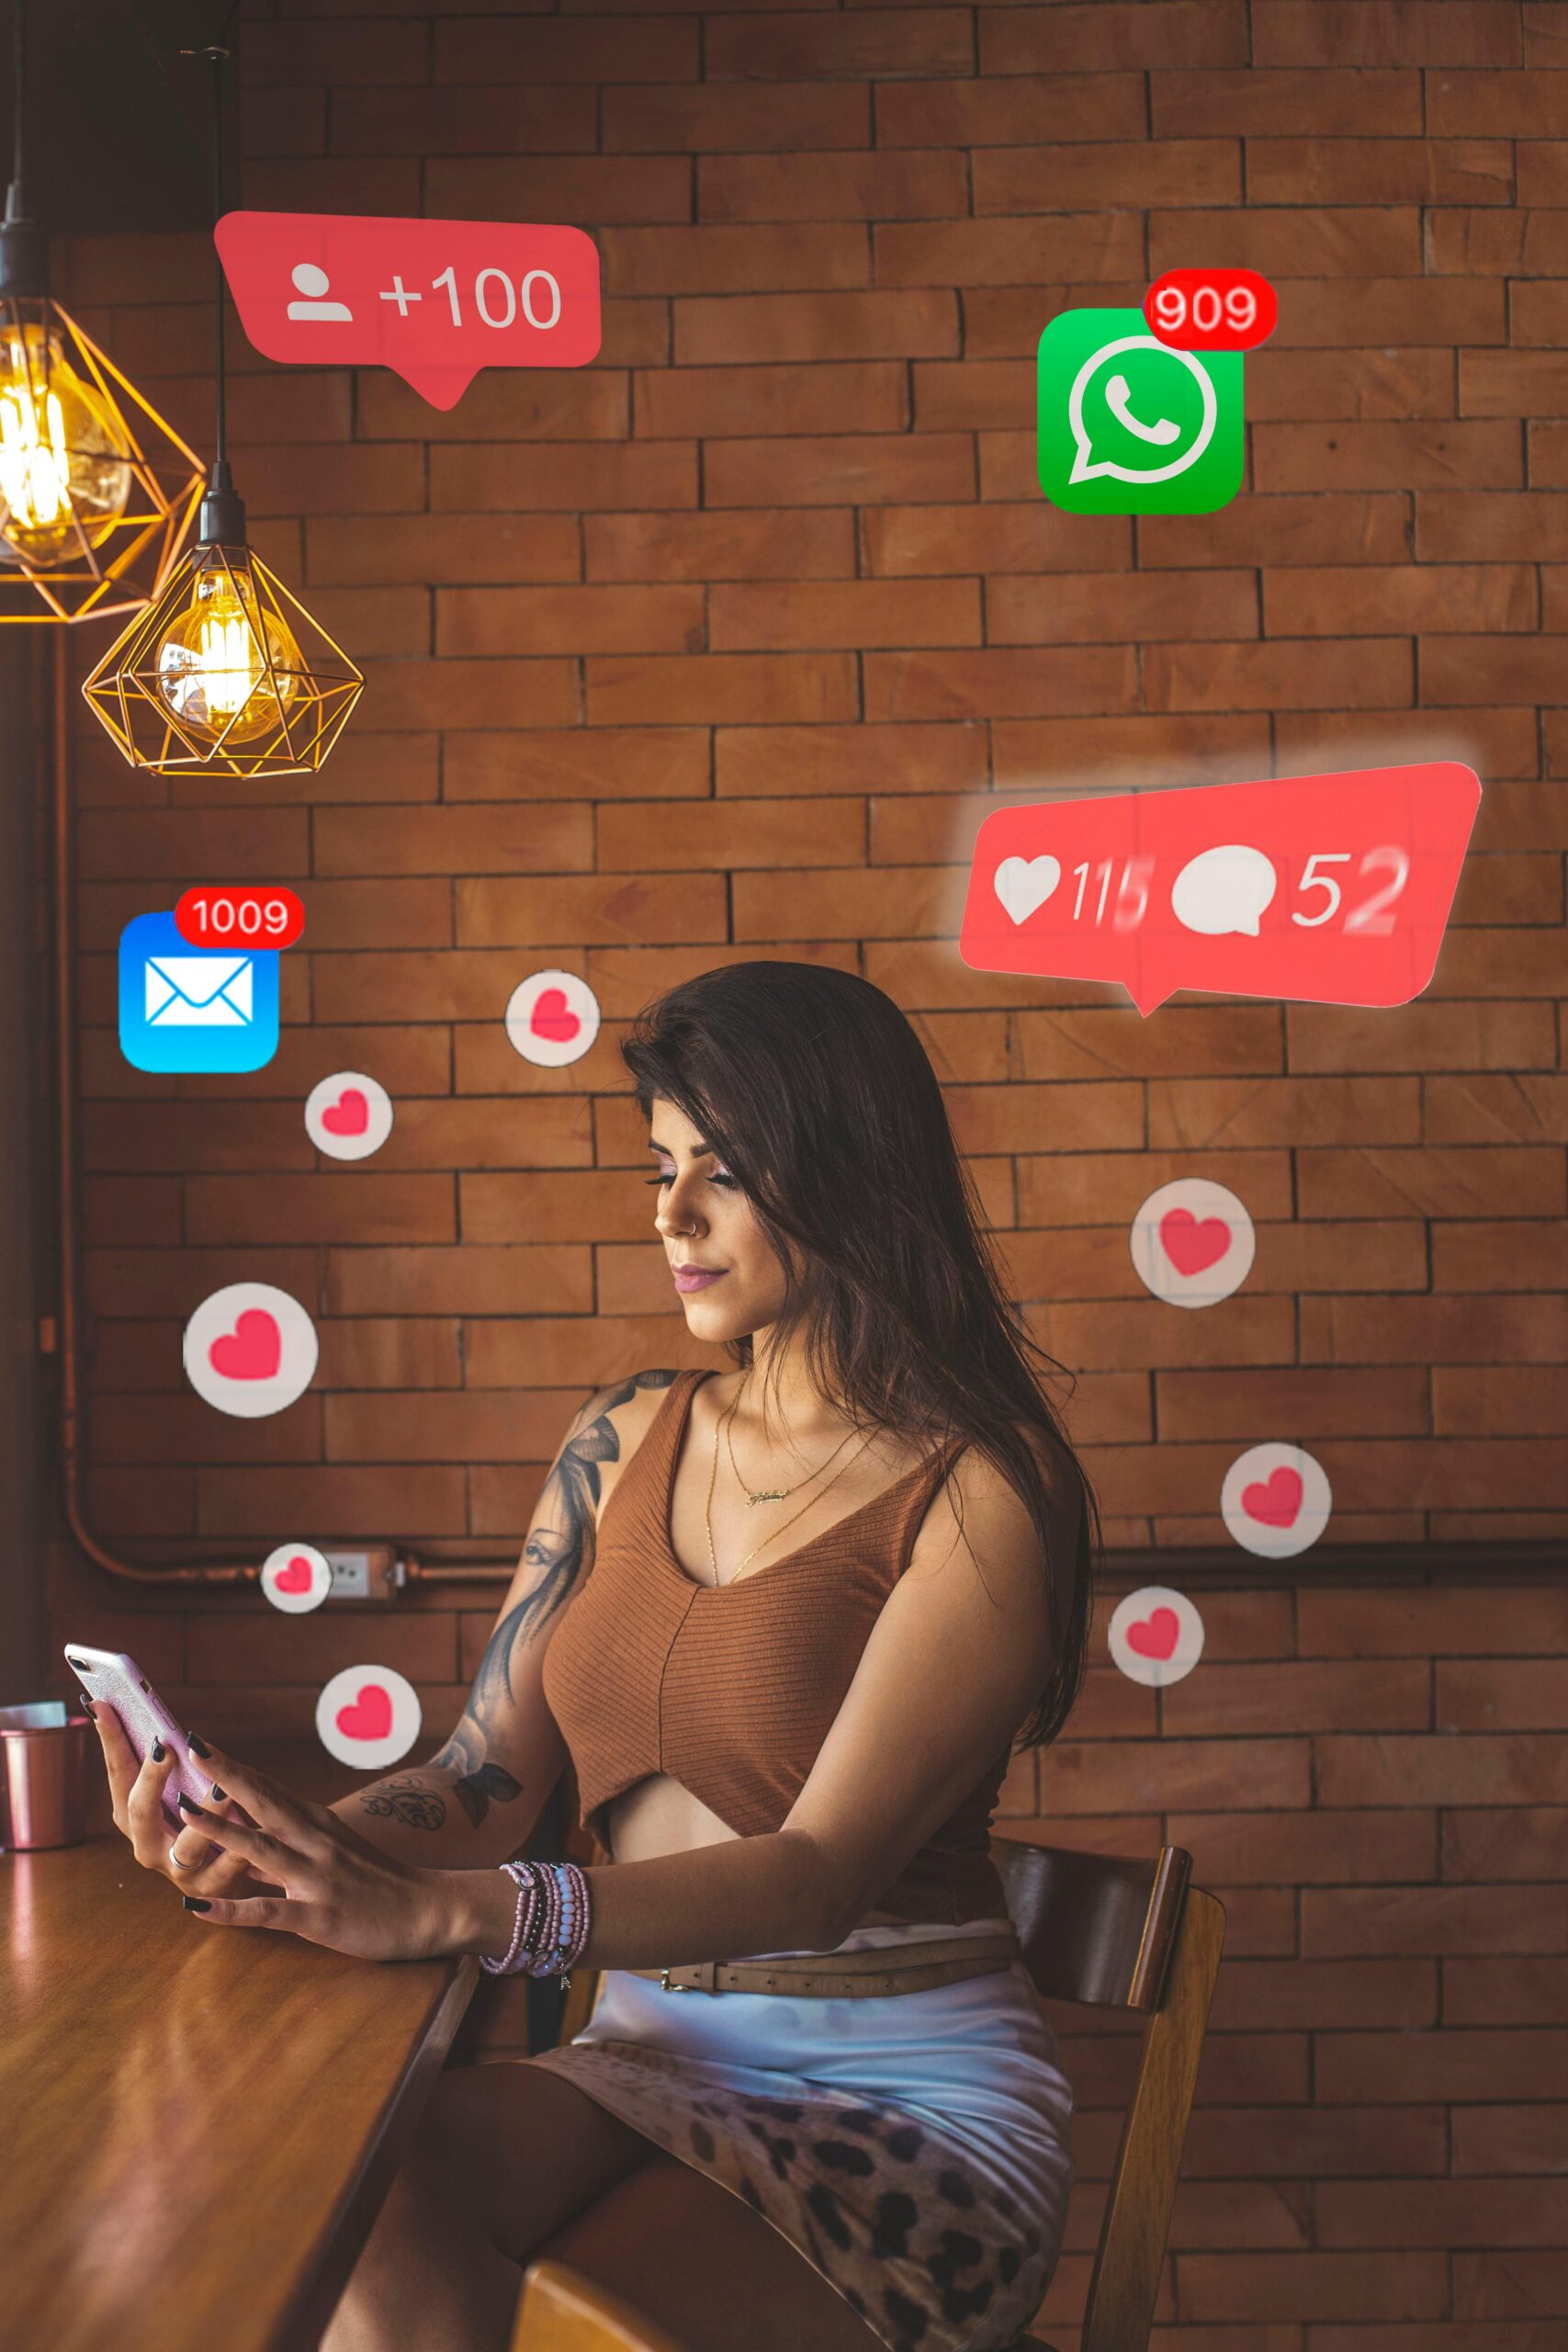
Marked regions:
[325,1551,370,1600]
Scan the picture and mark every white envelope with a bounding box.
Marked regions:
[143,955,255,1029]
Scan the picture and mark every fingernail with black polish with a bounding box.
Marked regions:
[182,1896,211,1913]
[177,1791,202,1812]
[78,1693,95,1715]
[187,1731,211,1758]
[209,1784,226,1802]
[151,1738,166,1762]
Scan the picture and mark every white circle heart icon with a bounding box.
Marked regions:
[183,1283,319,1419]
[1221,1443,1333,1559]
[504,968,601,1069]
[316,1665,422,1770]
[994,854,1061,926]
[1131,1179,1256,1309]
[260,1543,332,1615]
[305,1070,393,1161]
[1108,1586,1205,1690]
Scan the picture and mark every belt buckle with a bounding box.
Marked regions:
[659,1969,688,1995]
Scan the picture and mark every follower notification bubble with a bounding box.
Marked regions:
[215,210,602,411]
[960,763,1481,1016]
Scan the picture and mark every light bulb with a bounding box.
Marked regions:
[154,560,303,745]
[0,322,134,564]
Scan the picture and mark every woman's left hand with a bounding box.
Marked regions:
[172,1743,455,1963]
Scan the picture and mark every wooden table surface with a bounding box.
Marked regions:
[1,1740,479,2352]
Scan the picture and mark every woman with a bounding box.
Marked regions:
[88,961,1100,2352]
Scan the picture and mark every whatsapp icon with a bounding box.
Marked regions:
[1037,307,1243,514]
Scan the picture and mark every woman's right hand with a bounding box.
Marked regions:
[86,1702,284,1900]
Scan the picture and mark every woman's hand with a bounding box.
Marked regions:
[87,1702,284,1902]
[150,1740,456,1963]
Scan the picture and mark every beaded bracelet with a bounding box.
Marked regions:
[479,1859,592,1987]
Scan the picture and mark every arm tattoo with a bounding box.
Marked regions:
[357,1775,449,1832]
[427,1367,678,1829]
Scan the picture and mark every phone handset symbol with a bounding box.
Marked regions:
[1105,373,1180,447]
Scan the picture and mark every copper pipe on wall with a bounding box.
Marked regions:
[47,635,516,1589]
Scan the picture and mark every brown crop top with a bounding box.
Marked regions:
[541,1369,1014,1928]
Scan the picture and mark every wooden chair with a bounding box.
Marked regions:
[511,2262,690,2352]
[517,1838,1224,2352]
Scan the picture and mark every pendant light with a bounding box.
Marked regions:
[0,0,202,621]
[83,17,363,776]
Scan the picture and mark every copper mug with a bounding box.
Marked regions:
[0,1712,92,1849]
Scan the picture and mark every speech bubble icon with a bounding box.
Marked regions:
[1170,843,1278,937]
[959,762,1482,1018]
[1069,334,1215,486]
[1039,308,1244,516]
[215,210,603,411]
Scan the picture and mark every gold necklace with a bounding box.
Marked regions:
[724,1379,858,1506]
[706,1385,874,1588]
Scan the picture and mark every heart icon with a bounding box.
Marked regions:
[273,1554,314,1594]
[1243,1466,1303,1528]
[335,1683,392,1741]
[994,854,1061,926]
[1126,1607,1180,1661]
[321,1088,368,1137]
[530,987,581,1044]
[1159,1208,1231,1277]
[209,1308,281,1383]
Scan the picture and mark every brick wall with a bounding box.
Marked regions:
[48,2,1568,2342]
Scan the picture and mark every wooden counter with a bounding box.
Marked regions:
[0,1745,480,2352]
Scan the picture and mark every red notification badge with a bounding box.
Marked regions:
[214,210,602,411]
[175,887,305,951]
[959,763,1480,1017]
[1145,269,1277,351]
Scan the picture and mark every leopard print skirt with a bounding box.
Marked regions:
[529,1918,1073,2352]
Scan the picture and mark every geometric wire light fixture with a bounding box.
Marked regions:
[0,0,203,622]
[82,11,363,775]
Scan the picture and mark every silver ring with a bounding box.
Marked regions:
[168,1843,189,1870]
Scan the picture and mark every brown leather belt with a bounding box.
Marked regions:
[627,1930,1022,1998]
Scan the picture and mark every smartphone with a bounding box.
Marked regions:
[62,1645,217,1834]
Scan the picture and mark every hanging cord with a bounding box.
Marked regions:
[183,1,244,537]
[11,0,24,219]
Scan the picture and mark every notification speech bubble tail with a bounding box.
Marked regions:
[1125,981,1171,1019]
[395,365,479,413]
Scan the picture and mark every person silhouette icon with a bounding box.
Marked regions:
[287,262,353,323]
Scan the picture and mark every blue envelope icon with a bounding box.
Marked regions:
[118,910,279,1073]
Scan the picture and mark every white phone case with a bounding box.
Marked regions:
[63,1645,216,1833]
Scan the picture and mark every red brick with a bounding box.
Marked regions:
[457,871,728,949]
[974,139,1241,213]
[313,804,591,877]
[705,12,974,81]
[697,157,967,228]
[357,370,627,446]
[602,82,869,153]
[716,721,986,797]
[639,360,908,441]
[306,514,581,589]
[425,155,691,228]
[1303,1883,1568,1959]
[1167,1660,1432,1739]
[357,659,579,731]
[587,510,854,583]
[1455,2251,1568,2320]
[712,578,979,650]
[1150,206,1422,279]
[1179,2253,1447,2325]
[1318,1736,1568,1807]
[432,442,697,513]
[677,288,959,362]
[864,645,1136,721]
[1255,422,1522,493]
[1265,564,1537,636]
[878,72,1145,147]
[1428,71,1568,134]
[585,652,858,725]
[244,18,428,83]
[1452,2103,1568,2173]
[596,223,871,295]
[599,797,863,872]
[875,213,1145,288]
[1168,1810,1438,1885]
[435,17,699,84]
[1145,639,1413,712]
[437,585,705,659]
[1438,1658,1568,1729]
[1317,2030,1568,2105]
[1152,68,1423,137]
[444,729,711,804]
[1446,1958,1568,2028]
[1257,1,1522,65]
[197,1465,468,1538]
[1442,1809,1568,1883]
[330,83,599,156]
[706,432,975,507]
[981,2,1248,74]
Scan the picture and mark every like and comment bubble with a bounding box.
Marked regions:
[962,763,1482,1016]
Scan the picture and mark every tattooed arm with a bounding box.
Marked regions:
[325,1369,676,1870]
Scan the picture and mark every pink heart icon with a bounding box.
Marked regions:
[321,1088,369,1137]
[273,1554,314,1594]
[1243,1466,1303,1528]
[335,1683,392,1741]
[209,1308,281,1382]
[1126,1606,1180,1661]
[1159,1208,1231,1277]
[530,987,581,1044]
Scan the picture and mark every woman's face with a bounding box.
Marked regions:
[649,1095,786,1342]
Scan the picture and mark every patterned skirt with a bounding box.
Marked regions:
[529,1917,1073,2352]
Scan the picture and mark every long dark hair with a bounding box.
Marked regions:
[621,960,1100,1752]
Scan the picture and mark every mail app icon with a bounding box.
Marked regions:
[119,910,279,1073]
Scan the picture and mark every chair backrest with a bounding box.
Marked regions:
[991,1838,1226,2352]
[512,2260,690,2352]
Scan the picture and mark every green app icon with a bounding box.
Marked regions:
[1037,306,1243,514]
